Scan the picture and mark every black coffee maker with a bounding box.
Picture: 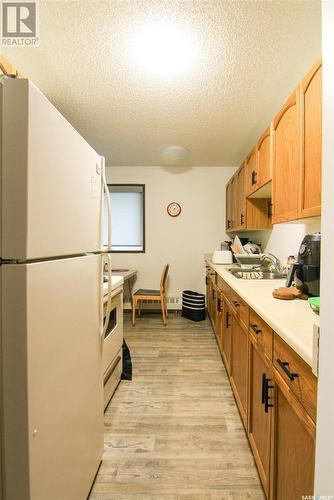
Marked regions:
[286,233,321,296]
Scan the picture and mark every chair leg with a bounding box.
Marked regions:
[138,300,142,317]
[161,297,167,326]
[162,295,168,318]
[132,296,136,326]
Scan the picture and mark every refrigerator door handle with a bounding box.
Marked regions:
[101,253,112,338]
[101,156,112,251]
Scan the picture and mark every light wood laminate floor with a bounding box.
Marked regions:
[90,312,265,500]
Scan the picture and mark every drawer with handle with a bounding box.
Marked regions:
[249,309,273,360]
[230,289,249,330]
[273,333,317,422]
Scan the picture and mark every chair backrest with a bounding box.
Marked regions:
[160,263,169,295]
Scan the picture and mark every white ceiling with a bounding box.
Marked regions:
[3,0,321,166]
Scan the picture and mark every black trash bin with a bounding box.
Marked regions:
[182,290,206,322]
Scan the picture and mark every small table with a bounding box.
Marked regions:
[112,269,137,308]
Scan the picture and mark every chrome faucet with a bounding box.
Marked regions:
[260,253,281,273]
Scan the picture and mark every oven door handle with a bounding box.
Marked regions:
[101,254,112,338]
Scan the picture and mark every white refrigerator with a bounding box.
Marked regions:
[0,77,112,499]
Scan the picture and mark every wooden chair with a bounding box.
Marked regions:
[132,264,169,326]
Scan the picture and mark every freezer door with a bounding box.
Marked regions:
[1,255,104,500]
[1,78,104,260]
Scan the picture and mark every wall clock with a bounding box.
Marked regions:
[167,202,182,217]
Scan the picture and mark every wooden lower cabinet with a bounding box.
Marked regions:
[270,369,315,500]
[230,313,248,428]
[214,289,223,351]
[248,337,272,498]
[221,299,232,375]
[207,274,216,325]
[206,270,317,499]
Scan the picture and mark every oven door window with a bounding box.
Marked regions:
[105,307,117,340]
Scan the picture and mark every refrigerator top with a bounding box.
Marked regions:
[1,78,106,261]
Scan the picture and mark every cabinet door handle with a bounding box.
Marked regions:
[250,323,262,335]
[263,377,274,413]
[227,219,231,229]
[251,170,257,186]
[232,300,240,308]
[217,297,221,312]
[261,373,266,405]
[277,359,299,381]
[268,202,273,218]
[240,213,245,225]
[226,311,231,328]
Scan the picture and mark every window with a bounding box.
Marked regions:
[103,184,145,252]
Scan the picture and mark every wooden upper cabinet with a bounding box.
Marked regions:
[231,174,238,229]
[237,165,246,229]
[272,89,300,223]
[225,59,321,228]
[299,59,322,218]
[257,126,272,189]
[226,170,241,231]
[245,147,257,195]
[226,163,271,233]
[226,180,233,231]
[245,128,272,197]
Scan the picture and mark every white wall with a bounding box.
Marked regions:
[315,1,334,494]
[106,166,236,301]
[245,220,321,265]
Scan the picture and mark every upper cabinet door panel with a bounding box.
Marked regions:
[272,89,300,223]
[300,60,322,218]
[237,166,246,228]
[226,181,233,231]
[257,127,272,188]
[245,148,257,196]
[231,174,238,229]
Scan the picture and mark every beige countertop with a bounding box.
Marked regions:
[103,275,124,296]
[205,259,320,370]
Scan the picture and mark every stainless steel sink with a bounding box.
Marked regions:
[229,269,285,280]
[260,272,285,280]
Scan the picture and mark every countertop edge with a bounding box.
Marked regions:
[205,258,319,369]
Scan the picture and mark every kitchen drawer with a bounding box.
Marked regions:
[217,275,231,301]
[104,350,122,410]
[230,289,249,330]
[249,309,273,360]
[273,333,317,422]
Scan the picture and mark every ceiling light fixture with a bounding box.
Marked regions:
[160,145,191,166]
[131,20,198,78]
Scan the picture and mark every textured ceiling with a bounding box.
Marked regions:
[2,0,321,166]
